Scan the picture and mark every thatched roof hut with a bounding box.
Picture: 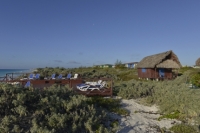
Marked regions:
[196,58,200,66]
[137,50,181,69]
[137,50,182,80]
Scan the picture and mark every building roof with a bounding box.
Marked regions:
[94,64,113,66]
[124,62,138,64]
[156,59,180,68]
[196,58,200,66]
[137,50,182,68]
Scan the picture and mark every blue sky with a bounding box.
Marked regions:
[0,0,200,69]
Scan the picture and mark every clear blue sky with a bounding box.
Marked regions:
[0,0,200,69]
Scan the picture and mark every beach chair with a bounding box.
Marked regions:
[76,81,107,92]
[76,84,90,91]
[88,81,107,91]
[20,73,34,80]
[70,74,78,79]
[62,73,71,79]
[85,80,102,86]
[51,74,56,79]
[66,73,72,79]
[29,74,34,79]
[57,74,63,79]
[24,81,31,88]
[35,74,40,79]
[77,80,102,90]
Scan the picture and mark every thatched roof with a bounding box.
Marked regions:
[196,58,200,66]
[156,59,180,68]
[137,50,181,68]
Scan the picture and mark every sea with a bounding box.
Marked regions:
[0,69,32,79]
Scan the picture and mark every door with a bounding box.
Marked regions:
[159,68,165,78]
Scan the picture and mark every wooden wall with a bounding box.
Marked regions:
[162,68,173,79]
[138,68,155,79]
[138,68,173,79]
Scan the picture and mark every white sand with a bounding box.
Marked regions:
[110,98,181,133]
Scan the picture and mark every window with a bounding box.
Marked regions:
[142,68,146,73]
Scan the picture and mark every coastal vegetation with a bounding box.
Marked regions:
[0,83,127,132]
[1,66,200,132]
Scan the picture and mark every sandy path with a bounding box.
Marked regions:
[110,99,181,133]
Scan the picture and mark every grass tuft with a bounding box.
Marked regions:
[170,124,197,133]
[158,110,180,121]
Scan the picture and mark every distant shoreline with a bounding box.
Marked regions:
[0,69,33,78]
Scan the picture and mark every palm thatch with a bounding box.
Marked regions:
[156,59,180,68]
[137,50,181,68]
[196,58,200,66]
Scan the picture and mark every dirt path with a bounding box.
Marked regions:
[110,99,181,133]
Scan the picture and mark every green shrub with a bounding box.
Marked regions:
[112,74,200,129]
[190,73,200,87]
[170,124,197,133]
[36,67,137,82]
[179,66,194,74]
[0,83,117,133]
[111,108,129,116]
[116,80,154,99]
[158,110,180,121]
[88,96,129,116]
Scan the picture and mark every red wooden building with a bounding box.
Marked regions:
[137,50,182,80]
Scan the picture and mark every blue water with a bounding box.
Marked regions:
[0,69,31,78]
